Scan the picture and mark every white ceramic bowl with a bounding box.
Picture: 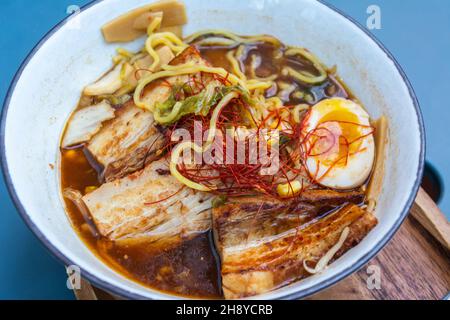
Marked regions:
[1,0,424,300]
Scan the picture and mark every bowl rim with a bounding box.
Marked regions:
[0,0,425,300]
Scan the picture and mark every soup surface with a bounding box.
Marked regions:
[61,25,379,299]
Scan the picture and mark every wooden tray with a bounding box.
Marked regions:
[72,188,450,300]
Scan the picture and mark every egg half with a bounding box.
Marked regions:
[301,98,375,189]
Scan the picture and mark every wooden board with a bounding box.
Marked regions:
[73,189,450,300]
[309,215,450,300]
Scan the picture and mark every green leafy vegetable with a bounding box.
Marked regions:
[153,83,253,125]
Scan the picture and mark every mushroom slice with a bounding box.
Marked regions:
[62,100,115,148]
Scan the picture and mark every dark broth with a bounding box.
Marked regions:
[60,40,352,298]
[61,148,222,298]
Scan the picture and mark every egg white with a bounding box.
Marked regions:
[301,98,375,190]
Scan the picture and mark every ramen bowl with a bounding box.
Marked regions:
[1,0,424,299]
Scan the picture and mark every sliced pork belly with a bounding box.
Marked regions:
[82,158,212,243]
[62,100,115,148]
[212,191,376,299]
[213,189,365,252]
[86,101,165,182]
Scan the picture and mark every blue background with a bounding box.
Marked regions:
[0,0,448,299]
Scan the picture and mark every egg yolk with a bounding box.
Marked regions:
[309,108,364,167]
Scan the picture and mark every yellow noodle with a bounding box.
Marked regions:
[144,16,186,71]
[117,48,135,58]
[226,50,275,91]
[277,81,293,90]
[185,29,281,46]
[235,45,246,61]
[119,62,130,80]
[284,47,327,84]
[112,48,135,64]
[146,15,163,35]
[247,95,265,122]
[195,37,236,47]
[154,101,183,124]
[161,61,196,70]
[283,66,326,84]
[292,90,305,100]
[266,97,283,109]
[112,55,125,64]
[226,50,247,80]
[145,32,187,70]
[292,104,310,123]
[273,48,284,60]
[134,65,247,111]
[170,92,239,191]
[303,227,350,274]
[246,79,273,91]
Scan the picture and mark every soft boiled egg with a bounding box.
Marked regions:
[300,97,375,189]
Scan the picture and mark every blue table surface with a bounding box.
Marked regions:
[0,0,449,299]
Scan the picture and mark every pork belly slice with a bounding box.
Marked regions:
[62,100,115,148]
[213,189,365,253]
[86,101,166,182]
[212,192,376,299]
[82,158,213,242]
[297,189,365,205]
